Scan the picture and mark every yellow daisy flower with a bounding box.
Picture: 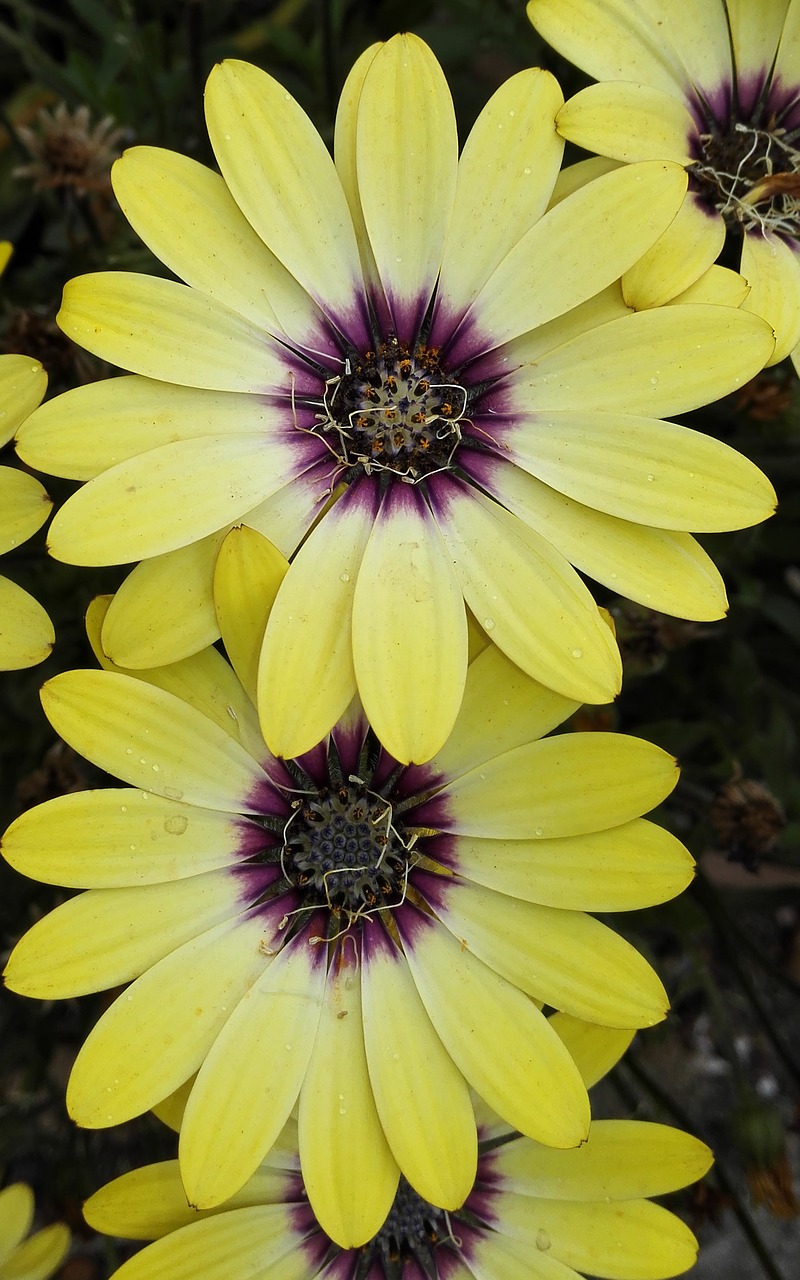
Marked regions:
[0,355,53,670]
[15,34,776,762]
[0,1183,70,1280]
[3,530,692,1231]
[83,1018,712,1268]
[528,0,800,368]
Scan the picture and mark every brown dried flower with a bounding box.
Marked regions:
[710,771,786,870]
[13,102,126,197]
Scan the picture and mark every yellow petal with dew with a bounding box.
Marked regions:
[0,354,46,447]
[352,486,467,765]
[438,882,668,1028]
[503,410,776,532]
[180,932,326,1208]
[58,272,287,390]
[0,1185,34,1263]
[215,526,289,705]
[400,918,589,1148]
[452,819,693,911]
[509,304,775,416]
[67,911,272,1127]
[1,788,250,887]
[48,433,299,565]
[488,458,728,621]
[741,229,800,364]
[298,950,398,1248]
[470,1232,579,1280]
[494,1119,712,1200]
[549,1013,635,1089]
[334,43,383,296]
[101,1206,304,1280]
[526,0,688,94]
[498,1194,699,1280]
[635,0,732,88]
[205,59,363,327]
[431,481,620,705]
[442,732,677,840]
[112,146,321,341]
[41,670,269,812]
[355,34,457,334]
[86,596,265,761]
[3,1224,70,1280]
[361,930,477,1209]
[459,161,687,355]
[622,194,725,309]
[432,643,577,781]
[437,68,564,319]
[100,534,223,668]
[16,375,285,482]
[83,1160,295,1240]
[5,870,243,999]
[0,467,51,553]
[557,81,694,165]
[0,575,53,670]
[503,281,630,369]
[260,482,376,759]
[668,264,750,307]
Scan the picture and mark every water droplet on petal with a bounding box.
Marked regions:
[483,617,495,631]
[536,1229,551,1252]
[572,648,583,659]
[647,474,655,482]
[534,826,544,836]
[340,571,350,583]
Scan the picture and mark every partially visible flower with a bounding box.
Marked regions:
[2,529,692,1242]
[0,355,53,670]
[83,1016,713,1274]
[13,103,126,196]
[0,243,12,276]
[528,0,800,371]
[710,771,785,870]
[0,1182,70,1280]
[15,35,776,763]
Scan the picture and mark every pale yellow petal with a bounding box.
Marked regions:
[549,1013,635,1089]
[0,575,54,670]
[0,354,47,447]
[2,1224,70,1280]
[259,483,376,759]
[0,1185,34,1263]
[101,1206,303,1280]
[298,952,398,1248]
[58,273,287,390]
[215,526,289,705]
[668,264,750,307]
[334,43,383,296]
[557,82,694,164]
[352,486,467,765]
[0,467,51,553]
[361,930,477,1209]
[741,229,800,364]
[622,195,725,309]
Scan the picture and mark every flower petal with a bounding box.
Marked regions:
[480,456,729,621]
[469,1232,579,1280]
[361,927,477,1209]
[452,161,687,357]
[622,194,726,309]
[48,433,301,565]
[298,949,399,1248]
[112,146,324,343]
[1,788,251,887]
[215,526,289,705]
[493,1119,712,1200]
[440,733,677,840]
[5,871,244,999]
[204,60,364,332]
[505,305,775,417]
[0,1185,34,1263]
[501,410,776,531]
[436,69,564,321]
[58,273,287,390]
[355,34,457,337]
[352,484,468,765]
[497,1194,699,1280]
[180,930,326,1207]
[549,1013,634,1089]
[452,819,694,911]
[399,917,590,1148]
[526,0,689,94]
[432,643,577,781]
[260,480,378,760]
[40,670,270,812]
[0,467,51,553]
[430,479,621,704]
[741,229,800,364]
[101,534,223,668]
[2,1224,70,1280]
[437,881,668,1027]
[667,264,750,307]
[557,82,694,164]
[16,376,285,482]
[66,910,276,1126]
[0,354,46,447]
[0,575,53,670]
